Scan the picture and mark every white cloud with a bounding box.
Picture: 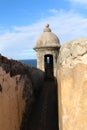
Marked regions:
[68,0,87,4]
[0,10,87,59]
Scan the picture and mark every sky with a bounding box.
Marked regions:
[0,0,87,59]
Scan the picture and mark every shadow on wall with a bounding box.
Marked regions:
[20,68,59,130]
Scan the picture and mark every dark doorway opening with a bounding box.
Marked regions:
[44,54,54,80]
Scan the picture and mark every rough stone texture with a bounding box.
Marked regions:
[57,38,87,130]
[58,38,87,68]
[0,55,44,130]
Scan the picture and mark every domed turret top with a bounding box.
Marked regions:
[34,24,61,50]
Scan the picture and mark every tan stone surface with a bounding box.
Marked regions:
[57,64,87,130]
[57,38,87,130]
[0,67,25,130]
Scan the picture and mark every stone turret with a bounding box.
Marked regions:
[34,24,61,79]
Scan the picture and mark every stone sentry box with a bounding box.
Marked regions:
[34,24,61,79]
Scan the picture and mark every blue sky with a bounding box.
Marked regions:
[0,0,87,59]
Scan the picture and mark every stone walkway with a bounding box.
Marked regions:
[26,80,58,130]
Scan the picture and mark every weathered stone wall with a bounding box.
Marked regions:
[0,68,25,130]
[0,55,44,130]
[57,38,87,130]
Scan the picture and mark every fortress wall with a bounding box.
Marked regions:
[57,38,87,130]
[0,67,25,130]
[0,55,44,130]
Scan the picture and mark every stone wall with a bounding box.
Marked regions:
[0,55,44,130]
[57,38,87,130]
[0,68,25,130]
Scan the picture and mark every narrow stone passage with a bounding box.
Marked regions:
[21,80,58,130]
